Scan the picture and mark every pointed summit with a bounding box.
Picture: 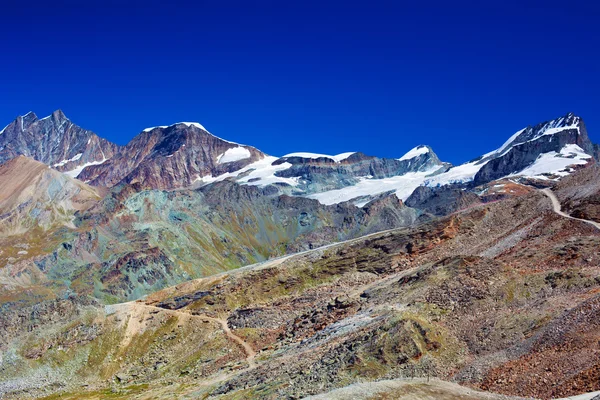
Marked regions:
[0,111,120,176]
[398,145,431,161]
[50,109,68,122]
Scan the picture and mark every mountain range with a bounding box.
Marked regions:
[0,110,599,399]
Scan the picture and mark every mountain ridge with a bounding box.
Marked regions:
[1,111,600,399]
[0,110,120,177]
[1,111,596,202]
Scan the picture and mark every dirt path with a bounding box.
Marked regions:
[139,303,257,368]
[111,301,257,370]
[541,188,600,230]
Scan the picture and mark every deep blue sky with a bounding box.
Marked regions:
[1,1,598,164]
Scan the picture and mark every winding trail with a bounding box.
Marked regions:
[112,301,257,369]
[541,188,600,230]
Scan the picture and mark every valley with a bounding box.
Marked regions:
[0,111,599,399]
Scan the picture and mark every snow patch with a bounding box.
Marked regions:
[53,153,83,167]
[508,144,591,180]
[142,125,168,132]
[306,167,440,205]
[425,160,486,187]
[195,156,299,187]
[217,147,252,164]
[64,158,108,178]
[398,146,429,161]
[283,152,355,162]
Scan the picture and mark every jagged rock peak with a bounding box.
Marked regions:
[0,110,120,177]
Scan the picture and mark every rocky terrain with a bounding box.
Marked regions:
[0,166,599,399]
[0,111,599,399]
[0,156,102,236]
[77,123,266,190]
[554,164,600,223]
[0,110,119,176]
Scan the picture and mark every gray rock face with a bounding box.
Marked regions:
[0,110,119,175]
[77,123,265,190]
[406,185,482,216]
[473,113,594,185]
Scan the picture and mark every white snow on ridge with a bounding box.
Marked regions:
[217,147,252,164]
[195,156,299,187]
[508,144,591,180]
[424,160,486,187]
[482,119,580,160]
[541,125,580,137]
[142,125,169,132]
[482,128,526,159]
[306,167,441,206]
[142,122,207,133]
[64,158,108,179]
[53,153,83,167]
[141,122,244,146]
[399,146,429,161]
[283,152,356,162]
[0,123,9,135]
[178,122,208,131]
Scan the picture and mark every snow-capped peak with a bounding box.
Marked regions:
[143,122,208,133]
[141,121,247,146]
[177,122,208,131]
[399,145,430,161]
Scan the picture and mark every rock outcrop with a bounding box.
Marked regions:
[77,123,265,190]
[406,185,482,216]
[0,110,119,177]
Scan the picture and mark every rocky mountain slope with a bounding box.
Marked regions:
[1,111,596,203]
[0,111,596,306]
[77,123,266,190]
[0,111,599,399]
[554,164,600,223]
[0,178,425,306]
[0,156,102,236]
[0,110,120,176]
[1,166,600,399]
[425,113,595,188]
